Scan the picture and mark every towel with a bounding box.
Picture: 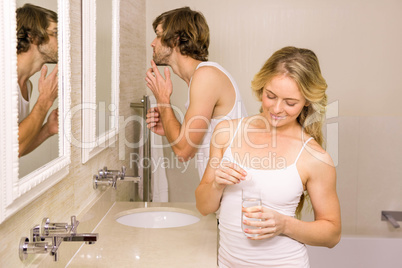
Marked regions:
[149,95,168,202]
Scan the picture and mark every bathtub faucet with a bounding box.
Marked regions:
[381,211,401,228]
[19,216,98,262]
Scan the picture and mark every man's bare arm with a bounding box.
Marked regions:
[21,108,58,156]
[19,65,58,157]
[145,62,219,161]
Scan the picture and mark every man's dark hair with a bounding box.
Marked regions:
[16,3,58,54]
[153,7,210,61]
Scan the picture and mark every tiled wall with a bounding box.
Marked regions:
[0,0,146,266]
[301,116,402,237]
[342,116,402,236]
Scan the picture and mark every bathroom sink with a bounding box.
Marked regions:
[115,207,200,228]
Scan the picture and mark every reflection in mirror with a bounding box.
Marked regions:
[82,0,120,163]
[0,0,71,224]
[16,0,59,178]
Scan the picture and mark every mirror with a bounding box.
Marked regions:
[17,0,59,177]
[0,0,71,223]
[81,0,120,163]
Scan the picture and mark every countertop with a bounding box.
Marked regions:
[66,202,218,267]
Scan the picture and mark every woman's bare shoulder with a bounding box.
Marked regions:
[304,139,335,169]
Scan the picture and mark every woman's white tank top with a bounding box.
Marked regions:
[218,118,312,267]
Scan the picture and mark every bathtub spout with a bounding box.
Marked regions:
[381,211,401,228]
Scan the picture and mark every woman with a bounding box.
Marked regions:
[195,46,341,267]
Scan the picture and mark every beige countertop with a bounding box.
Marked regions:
[67,202,218,267]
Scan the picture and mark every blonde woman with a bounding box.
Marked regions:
[196,46,341,267]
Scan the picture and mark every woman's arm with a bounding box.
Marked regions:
[243,149,341,248]
[283,156,341,247]
[195,120,247,216]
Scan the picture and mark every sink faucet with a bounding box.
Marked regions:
[19,216,98,262]
[49,232,98,261]
[93,166,141,190]
[98,166,126,179]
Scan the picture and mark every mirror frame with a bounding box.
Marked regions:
[0,0,71,223]
[81,0,120,163]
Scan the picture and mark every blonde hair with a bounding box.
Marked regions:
[251,46,328,218]
[251,46,327,146]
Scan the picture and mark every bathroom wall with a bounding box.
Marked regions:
[146,0,402,236]
[0,0,146,266]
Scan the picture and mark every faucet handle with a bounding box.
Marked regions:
[31,225,41,242]
[93,174,100,189]
[70,216,80,234]
[98,167,108,178]
[121,166,126,178]
[93,174,116,189]
[40,218,68,237]
[112,175,118,189]
[19,237,49,261]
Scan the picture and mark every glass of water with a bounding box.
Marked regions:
[241,188,262,237]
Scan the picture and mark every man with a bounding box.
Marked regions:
[16,4,59,157]
[146,7,248,179]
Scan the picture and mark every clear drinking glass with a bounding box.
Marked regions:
[241,188,262,237]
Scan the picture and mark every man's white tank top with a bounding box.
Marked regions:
[185,62,248,179]
[18,81,32,123]
[218,118,312,267]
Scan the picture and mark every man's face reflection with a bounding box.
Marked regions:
[38,21,58,63]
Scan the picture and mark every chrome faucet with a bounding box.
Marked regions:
[93,173,119,189]
[381,211,401,228]
[19,216,98,262]
[98,166,125,179]
[49,232,98,261]
[93,166,140,190]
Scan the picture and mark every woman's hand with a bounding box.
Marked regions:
[242,206,287,240]
[213,161,247,190]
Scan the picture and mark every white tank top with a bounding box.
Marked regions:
[218,118,312,267]
[18,81,32,123]
[185,62,248,179]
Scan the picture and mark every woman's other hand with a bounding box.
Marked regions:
[242,206,287,240]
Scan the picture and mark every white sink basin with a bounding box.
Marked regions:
[115,207,200,228]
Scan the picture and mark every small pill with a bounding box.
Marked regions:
[244,173,252,181]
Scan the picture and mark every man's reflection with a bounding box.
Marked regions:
[16,3,58,157]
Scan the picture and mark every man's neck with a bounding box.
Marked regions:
[169,53,202,86]
[17,47,44,88]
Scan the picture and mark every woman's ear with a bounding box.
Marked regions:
[304,101,310,107]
